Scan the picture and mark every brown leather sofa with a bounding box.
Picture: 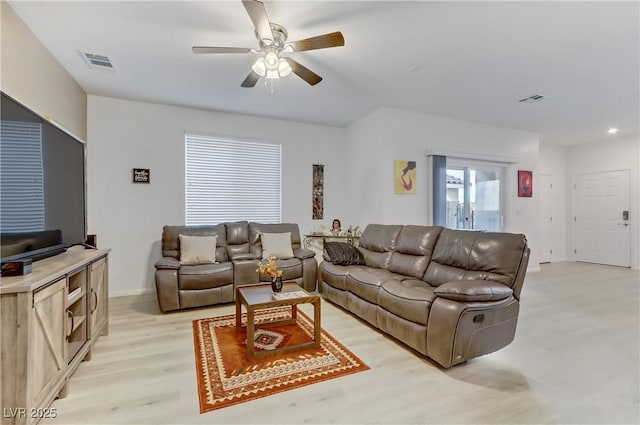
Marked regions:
[319,224,530,368]
[155,221,317,313]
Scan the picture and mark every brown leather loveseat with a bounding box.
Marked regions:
[319,224,529,368]
[155,221,317,313]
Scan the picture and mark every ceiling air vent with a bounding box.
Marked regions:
[518,94,545,104]
[82,52,116,71]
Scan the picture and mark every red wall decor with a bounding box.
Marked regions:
[518,170,533,197]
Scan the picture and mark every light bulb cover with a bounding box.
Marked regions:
[265,52,279,70]
[278,58,292,77]
[251,57,266,76]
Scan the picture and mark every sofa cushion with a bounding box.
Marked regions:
[323,242,365,266]
[434,280,513,302]
[249,222,302,247]
[424,229,526,287]
[162,224,228,262]
[378,279,436,326]
[179,235,217,265]
[178,262,233,290]
[359,224,403,252]
[346,268,403,304]
[260,232,294,259]
[388,226,442,278]
[258,258,302,281]
[319,261,354,291]
[358,224,402,269]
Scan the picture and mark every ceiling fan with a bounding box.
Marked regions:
[192,0,345,87]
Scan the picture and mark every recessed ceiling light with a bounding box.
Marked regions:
[608,127,619,134]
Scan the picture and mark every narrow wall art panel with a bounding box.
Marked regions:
[312,164,324,219]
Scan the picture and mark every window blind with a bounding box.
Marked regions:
[0,120,45,232]
[185,135,281,225]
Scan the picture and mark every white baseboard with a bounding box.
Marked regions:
[110,287,156,298]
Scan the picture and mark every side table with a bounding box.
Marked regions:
[235,282,321,360]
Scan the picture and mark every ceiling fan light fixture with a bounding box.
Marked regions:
[251,57,267,76]
[278,58,292,77]
[265,69,280,80]
[265,51,279,70]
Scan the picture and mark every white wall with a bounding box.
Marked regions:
[344,109,386,226]
[344,107,542,269]
[539,144,568,261]
[1,1,86,139]
[567,136,640,269]
[87,96,346,296]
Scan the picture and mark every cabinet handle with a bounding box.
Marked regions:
[91,290,98,313]
[66,310,74,337]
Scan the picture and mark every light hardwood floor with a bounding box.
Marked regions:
[40,262,639,425]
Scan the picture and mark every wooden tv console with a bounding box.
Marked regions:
[0,247,110,425]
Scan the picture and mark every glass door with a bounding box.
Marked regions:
[445,164,503,231]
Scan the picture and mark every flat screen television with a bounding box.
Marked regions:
[0,91,87,264]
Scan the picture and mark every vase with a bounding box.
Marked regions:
[271,276,283,292]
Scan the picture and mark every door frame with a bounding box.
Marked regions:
[539,173,552,264]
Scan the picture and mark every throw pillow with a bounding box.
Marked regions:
[179,234,217,265]
[261,232,294,259]
[323,242,365,266]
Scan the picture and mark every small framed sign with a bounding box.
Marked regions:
[133,168,150,184]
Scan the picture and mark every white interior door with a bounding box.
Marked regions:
[540,174,552,263]
[574,170,630,267]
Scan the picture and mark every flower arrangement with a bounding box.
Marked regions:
[257,256,282,280]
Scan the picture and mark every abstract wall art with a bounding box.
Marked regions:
[394,160,416,194]
[518,170,533,197]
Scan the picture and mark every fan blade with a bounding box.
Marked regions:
[192,46,253,54]
[285,58,322,86]
[288,32,345,52]
[242,0,273,42]
[241,70,261,88]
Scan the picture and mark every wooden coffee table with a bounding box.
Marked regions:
[235,282,321,360]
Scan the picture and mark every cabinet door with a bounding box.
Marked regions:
[29,278,66,408]
[89,256,108,338]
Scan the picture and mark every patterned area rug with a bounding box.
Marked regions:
[192,307,369,413]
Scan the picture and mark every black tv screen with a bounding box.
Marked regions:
[0,92,87,263]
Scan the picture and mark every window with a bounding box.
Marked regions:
[445,164,503,231]
[430,154,505,232]
[185,135,281,224]
[0,120,45,232]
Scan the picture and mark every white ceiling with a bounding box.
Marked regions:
[8,0,640,146]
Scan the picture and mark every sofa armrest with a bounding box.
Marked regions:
[293,247,316,260]
[155,257,181,270]
[155,269,180,313]
[230,252,257,261]
[434,280,513,302]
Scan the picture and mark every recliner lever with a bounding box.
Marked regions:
[473,313,485,323]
